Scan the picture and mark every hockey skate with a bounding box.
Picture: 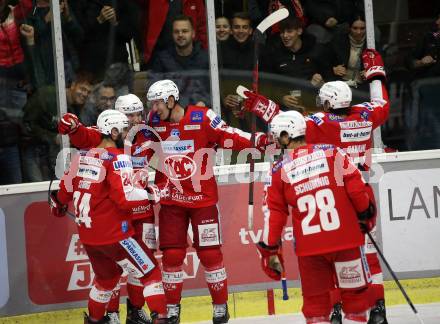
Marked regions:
[213,303,230,324]
[329,302,342,324]
[368,299,388,324]
[167,304,181,324]
[126,298,152,324]
[151,312,171,324]
[83,312,111,324]
[107,311,120,324]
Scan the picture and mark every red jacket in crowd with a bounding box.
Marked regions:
[0,0,33,67]
[143,0,207,63]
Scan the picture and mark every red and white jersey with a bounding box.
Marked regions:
[306,83,389,169]
[57,147,152,245]
[263,144,370,256]
[68,125,154,220]
[145,105,261,207]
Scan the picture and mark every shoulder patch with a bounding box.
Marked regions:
[308,114,324,126]
[190,110,204,123]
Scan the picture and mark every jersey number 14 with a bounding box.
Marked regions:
[73,191,92,228]
[298,188,340,235]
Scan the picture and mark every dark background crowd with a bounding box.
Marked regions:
[0,0,439,185]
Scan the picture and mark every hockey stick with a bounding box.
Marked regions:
[366,231,425,324]
[237,84,289,300]
[247,8,289,230]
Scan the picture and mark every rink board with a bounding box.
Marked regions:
[0,150,440,315]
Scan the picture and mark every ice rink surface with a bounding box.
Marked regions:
[196,303,440,324]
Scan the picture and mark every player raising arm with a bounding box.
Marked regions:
[257,111,375,324]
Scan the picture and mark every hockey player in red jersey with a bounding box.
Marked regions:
[59,95,157,324]
[257,110,375,324]
[58,80,269,324]
[49,110,169,324]
[243,49,388,324]
[144,80,268,324]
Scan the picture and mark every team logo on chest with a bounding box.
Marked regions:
[164,155,197,180]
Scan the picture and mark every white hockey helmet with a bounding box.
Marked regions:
[115,94,144,114]
[147,79,179,103]
[97,109,129,135]
[317,81,352,109]
[269,110,306,141]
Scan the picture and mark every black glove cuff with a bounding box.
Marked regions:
[358,202,376,221]
[257,241,280,251]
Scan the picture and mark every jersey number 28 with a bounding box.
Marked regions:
[73,191,92,228]
[298,188,340,235]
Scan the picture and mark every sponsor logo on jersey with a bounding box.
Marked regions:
[184,124,201,131]
[198,223,220,246]
[335,259,366,288]
[152,114,160,124]
[309,114,324,125]
[140,129,152,138]
[79,156,103,167]
[328,114,344,121]
[131,156,146,169]
[284,150,326,171]
[77,165,101,181]
[132,204,151,214]
[340,127,372,143]
[154,126,166,132]
[78,180,91,189]
[285,157,329,184]
[210,116,222,129]
[164,155,197,180]
[121,221,129,233]
[312,144,334,151]
[190,111,204,122]
[99,151,114,160]
[120,238,155,274]
[170,128,180,137]
[161,140,194,154]
[113,160,133,170]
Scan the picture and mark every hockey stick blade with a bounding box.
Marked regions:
[236,85,250,99]
[256,8,289,34]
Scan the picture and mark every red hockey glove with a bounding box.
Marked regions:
[243,91,280,124]
[255,132,271,150]
[58,113,81,135]
[49,191,67,218]
[256,242,284,281]
[358,202,376,233]
[362,48,386,81]
[146,184,161,204]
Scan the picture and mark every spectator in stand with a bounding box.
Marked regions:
[219,12,254,71]
[151,15,209,73]
[248,0,307,30]
[218,12,254,130]
[216,16,231,42]
[408,12,440,79]
[81,83,116,126]
[324,14,369,90]
[305,0,363,44]
[25,0,83,88]
[0,0,33,112]
[22,71,93,181]
[142,0,207,68]
[71,0,139,80]
[261,17,324,112]
[150,14,210,107]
